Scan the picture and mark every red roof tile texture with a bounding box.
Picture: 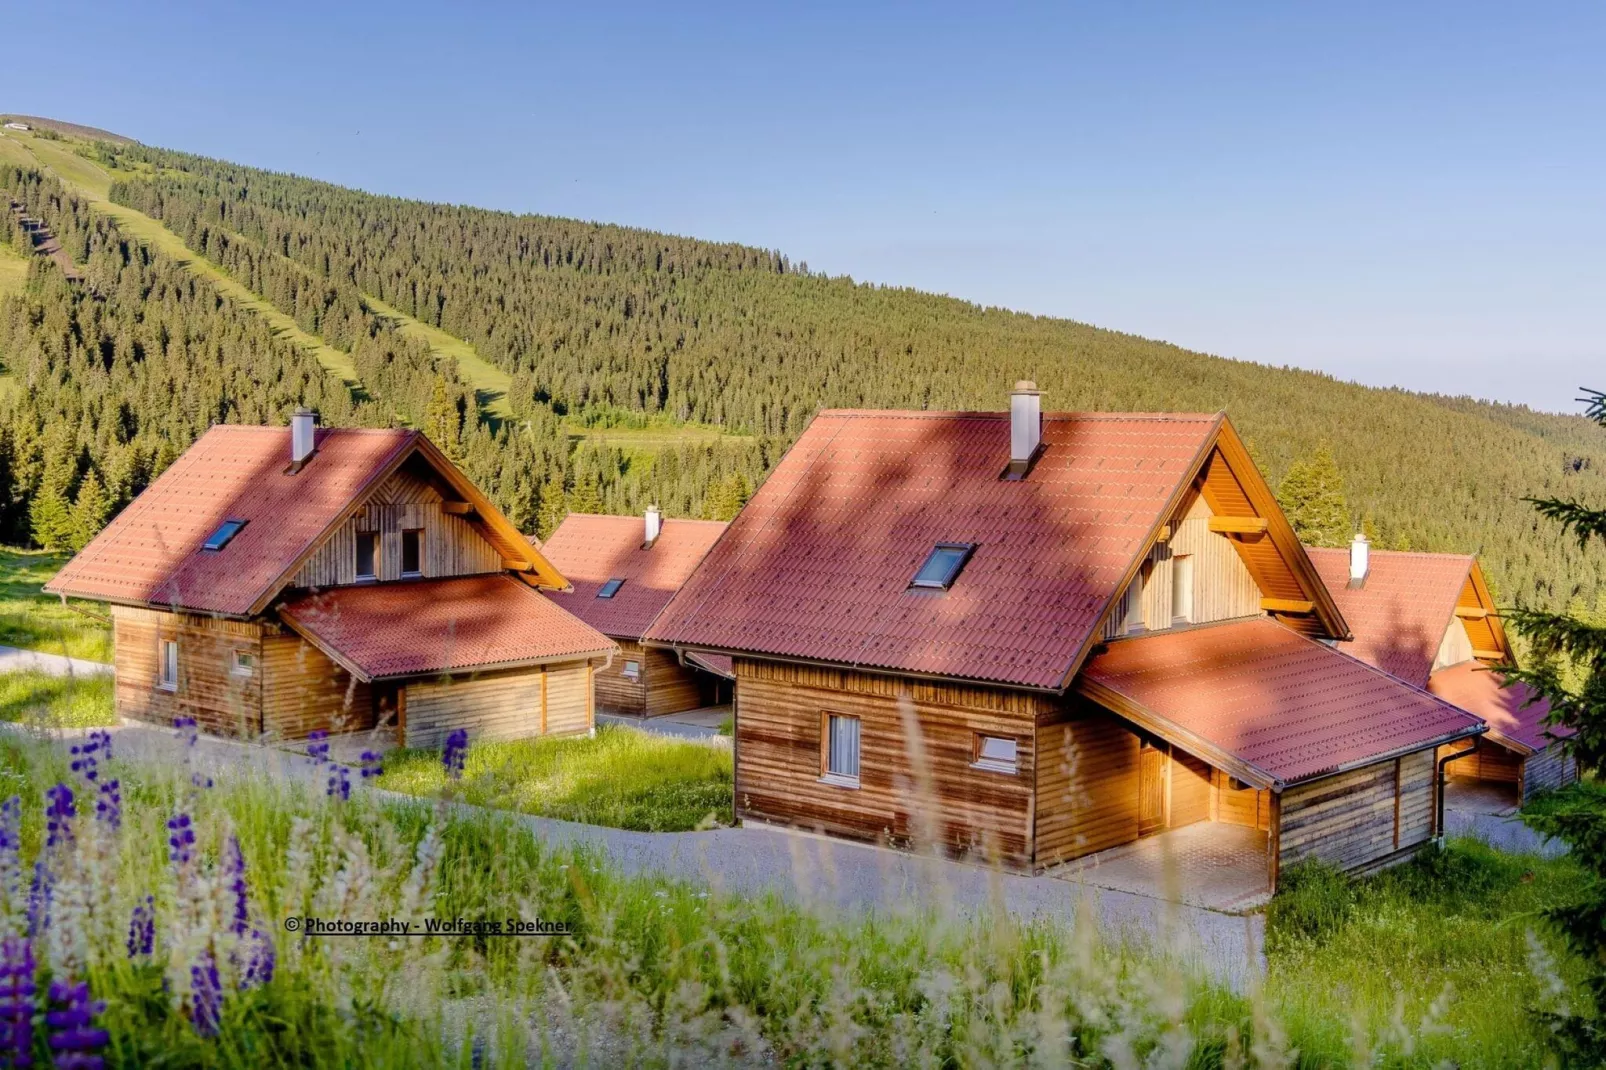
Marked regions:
[1082,618,1484,785]
[1427,660,1566,755]
[278,574,614,681]
[45,425,417,617]
[647,410,1223,690]
[1304,547,1474,687]
[540,514,728,639]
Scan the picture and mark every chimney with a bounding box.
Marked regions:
[1005,380,1041,480]
[290,409,317,470]
[1348,532,1370,588]
[644,504,662,548]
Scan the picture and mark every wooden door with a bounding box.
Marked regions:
[1139,743,1167,835]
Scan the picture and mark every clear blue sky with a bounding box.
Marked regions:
[3,2,1601,412]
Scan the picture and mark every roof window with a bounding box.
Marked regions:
[201,519,247,552]
[910,543,975,590]
[597,578,626,599]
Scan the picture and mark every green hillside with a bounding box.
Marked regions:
[0,123,1601,612]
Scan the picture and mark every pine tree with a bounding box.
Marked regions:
[67,469,110,551]
[423,374,462,462]
[1277,444,1351,547]
[1509,388,1606,1061]
[29,477,72,551]
[534,470,568,540]
[568,473,604,516]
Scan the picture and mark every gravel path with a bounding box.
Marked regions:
[0,645,112,677]
[6,719,1267,991]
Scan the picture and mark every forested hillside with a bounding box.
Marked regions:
[1,129,1602,614]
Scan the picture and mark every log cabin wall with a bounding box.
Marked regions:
[1033,702,1140,866]
[402,659,596,749]
[1437,738,1522,785]
[291,468,503,588]
[594,642,713,716]
[734,658,1046,867]
[260,628,374,740]
[112,606,265,737]
[595,638,649,714]
[1277,750,1435,875]
[1521,742,1578,801]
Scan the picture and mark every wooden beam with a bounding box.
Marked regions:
[1472,649,1505,661]
[502,558,532,571]
[1208,515,1269,535]
[440,501,475,516]
[1261,597,1315,614]
[1155,524,1172,543]
[1454,605,1489,620]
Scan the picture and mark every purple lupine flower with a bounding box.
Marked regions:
[166,814,195,869]
[0,934,35,1068]
[45,978,107,1070]
[93,781,120,832]
[87,730,111,763]
[0,796,21,912]
[126,896,154,959]
[26,862,51,940]
[189,948,222,1038]
[223,837,248,937]
[471,1035,486,1070]
[358,750,383,781]
[190,772,214,791]
[442,729,468,781]
[174,717,199,749]
[44,784,75,850]
[305,730,330,766]
[239,928,275,990]
[326,765,351,802]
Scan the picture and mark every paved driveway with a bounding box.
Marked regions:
[0,645,112,677]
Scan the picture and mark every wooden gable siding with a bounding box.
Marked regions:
[1102,491,1262,640]
[1034,703,1140,866]
[1455,571,1507,660]
[260,628,374,740]
[402,660,594,749]
[1432,617,1475,674]
[735,657,1038,866]
[291,468,502,588]
[596,640,715,717]
[1277,750,1434,874]
[112,606,265,737]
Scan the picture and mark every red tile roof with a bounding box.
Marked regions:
[685,651,734,679]
[1081,619,1484,786]
[541,514,727,639]
[46,426,416,617]
[1304,547,1474,687]
[1427,660,1567,755]
[278,574,614,681]
[647,410,1225,690]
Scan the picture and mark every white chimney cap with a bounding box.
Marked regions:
[1348,531,1370,588]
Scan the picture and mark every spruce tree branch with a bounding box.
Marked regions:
[1523,497,1606,551]
[1582,387,1606,427]
[1504,607,1606,664]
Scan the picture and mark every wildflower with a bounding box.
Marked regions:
[45,977,107,1069]
[189,948,222,1037]
[126,896,154,959]
[306,730,330,766]
[0,935,35,1068]
[93,781,120,832]
[166,814,195,869]
[358,749,383,780]
[190,772,213,791]
[223,837,248,937]
[442,729,468,780]
[0,797,21,920]
[239,928,275,990]
[25,862,50,940]
[174,716,198,749]
[326,765,351,802]
[44,785,75,850]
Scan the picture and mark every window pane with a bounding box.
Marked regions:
[401,530,422,575]
[978,736,1017,764]
[827,714,860,778]
[355,532,377,579]
[202,519,246,551]
[910,544,974,589]
[1171,555,1194,622]
[622,660,640,679]
[160,640,177,687]
[597,578,625,599]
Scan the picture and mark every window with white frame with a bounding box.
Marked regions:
[622,660,641,680]
[231,649,256,677]
[1171,554,1194,624]
[821,712,861,785]
[972,734,1019,774]
[158,639,178,691]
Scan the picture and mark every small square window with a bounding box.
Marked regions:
[355,531,378,581]
[202,519,246,551]
[597,578,625,599]
[910,543,975,590]
[972,734,1019,774]
[621,660,641,680]
[158,639,178,691]
[401,529,423,577]
[821,712,861,785]
[232,650,256,677]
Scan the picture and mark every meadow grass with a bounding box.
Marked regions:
[0,546,113,662]
[381,724,733,832]
[1522,775,1606,823]
[0,235,27,301]
[0,670,116,728]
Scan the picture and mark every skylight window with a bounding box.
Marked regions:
[597,578,626,599]
[201,519,247,552]
[910,543,975,590]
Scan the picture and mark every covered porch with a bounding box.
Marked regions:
[1049,822,1272,912]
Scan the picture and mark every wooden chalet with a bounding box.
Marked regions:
[540,510,733,716]
[646,384,1486,889]
[46,413,615,748]
[1307,542,1576,802]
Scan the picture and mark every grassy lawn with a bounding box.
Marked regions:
[0,546,112,661]
[1265,839,1589,1064]
[0,669,115,727]
[0,232,28,301]
[381,722,733,831]
[1522,775,1606,822]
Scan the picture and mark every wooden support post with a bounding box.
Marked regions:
[1267,793,1282,893]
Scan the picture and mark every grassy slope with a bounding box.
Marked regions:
[10,133,363,388]
[0,548,111,662]
[0,670,115,727]
[360,290,513,420]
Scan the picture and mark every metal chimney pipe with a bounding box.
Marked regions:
[1006,381,1041,479]
[290,409,317,468]
[644,504,662,547]
[1348,532,1370,588]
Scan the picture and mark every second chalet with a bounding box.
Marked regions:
[647,383,1488,898]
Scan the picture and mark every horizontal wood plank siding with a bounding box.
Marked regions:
[112,606,264,737]
[735,658,1037,866]
[260,629,374,740]
[1521,742,1578,801]
[1278,752,1435,874]
[403,660,593,749]
[1034,703,1140,867]
[1169,749,1212,827]
[1397,750,1435,844]
[642,647,712,716]
[594,639,648,714]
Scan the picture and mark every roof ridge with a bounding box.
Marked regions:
[814,409,1224,422]
[1306,545,1476,562]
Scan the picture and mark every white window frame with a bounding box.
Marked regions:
[820,712,862,787]
[1171,554,1194,624]
[971,734,1019,775]
[231,649,256,677]
[621,659,641,681]
[158,639,178,691]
